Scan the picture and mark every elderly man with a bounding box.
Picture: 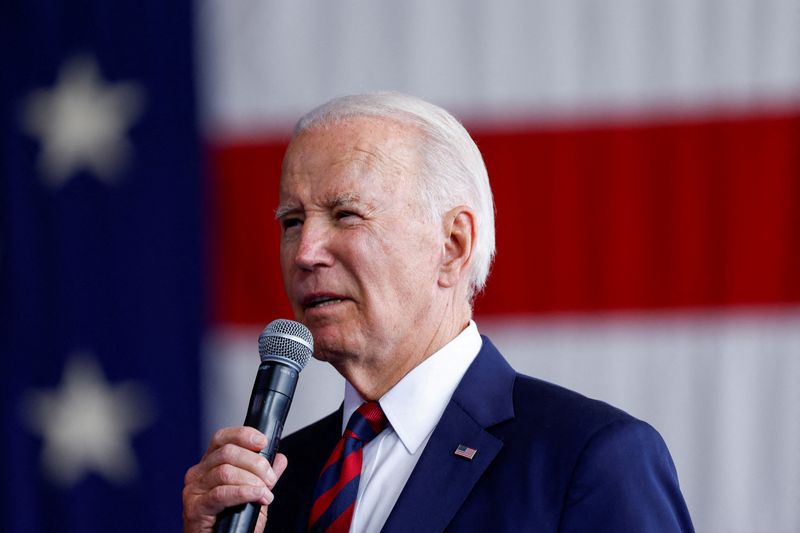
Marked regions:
[183,93,694,533]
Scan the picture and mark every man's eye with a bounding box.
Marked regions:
[335,210,358,221]
[281,217,303,230]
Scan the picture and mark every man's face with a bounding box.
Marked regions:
[278,118,443,373]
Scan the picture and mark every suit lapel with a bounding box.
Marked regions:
[381,337,516,533]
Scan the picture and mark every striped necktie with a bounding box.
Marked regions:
[307,401,388,533]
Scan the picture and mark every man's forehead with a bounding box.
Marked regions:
[284,117,421,172]
[280,123,421,202]
[278,157,380,199]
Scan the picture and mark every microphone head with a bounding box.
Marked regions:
[258,319,314,372]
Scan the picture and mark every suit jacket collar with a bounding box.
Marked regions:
[381,336,516,533]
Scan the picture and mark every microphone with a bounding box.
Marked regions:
[214,319,313,533]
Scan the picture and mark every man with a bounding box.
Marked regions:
[183,93,694,532]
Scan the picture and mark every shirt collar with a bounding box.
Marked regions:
[343,320,482,454]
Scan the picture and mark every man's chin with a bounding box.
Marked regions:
[310,348,352,371]
[308,329,360,362]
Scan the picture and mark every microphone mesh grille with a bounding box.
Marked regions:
[258,319,313,371]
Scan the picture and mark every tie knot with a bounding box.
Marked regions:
[345,401,387,444]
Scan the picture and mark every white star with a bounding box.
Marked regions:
[23,353,155,487]
[22,55,145,188]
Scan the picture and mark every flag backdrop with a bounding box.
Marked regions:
[2,1,799,532]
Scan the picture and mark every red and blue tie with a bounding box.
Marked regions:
[307,401,388,533]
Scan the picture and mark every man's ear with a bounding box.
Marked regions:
[439,206,476,288]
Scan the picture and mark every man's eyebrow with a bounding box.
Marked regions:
[274,193,363,220]
[327,192,361,209]
[274,204,299,220]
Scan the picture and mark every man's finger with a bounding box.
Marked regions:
[197,484,272,517]
[198,463,270,493]
[271,452,288,487]
[201,443,276,486]
[206,427,268,455]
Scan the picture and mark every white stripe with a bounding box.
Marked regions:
[197,0,800,136]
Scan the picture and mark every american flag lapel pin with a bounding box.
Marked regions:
[454,444,477,460]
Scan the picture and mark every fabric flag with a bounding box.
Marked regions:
[0,1,202,532]
[196,2,800,533]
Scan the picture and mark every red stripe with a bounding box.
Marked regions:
[308,449,362,525]
[207,139,292,325]
[326,501,356,533]
[359,402,386,434]
[207,108,800,325]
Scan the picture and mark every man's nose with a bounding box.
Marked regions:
[293,219,334,271]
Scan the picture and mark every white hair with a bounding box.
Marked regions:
[294,92,496,299]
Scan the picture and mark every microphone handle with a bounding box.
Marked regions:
[214,362,299,533]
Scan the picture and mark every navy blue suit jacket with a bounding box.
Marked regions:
[267,337,694,532]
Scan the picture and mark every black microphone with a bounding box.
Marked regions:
[214,319,313,533]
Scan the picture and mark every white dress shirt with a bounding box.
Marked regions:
[342,321,483,533]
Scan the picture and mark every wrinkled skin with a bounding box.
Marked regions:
[278,117,472,400]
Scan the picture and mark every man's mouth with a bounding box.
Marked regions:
[303,295,348,309]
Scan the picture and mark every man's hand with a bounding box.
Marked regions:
[183,427,288,533]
